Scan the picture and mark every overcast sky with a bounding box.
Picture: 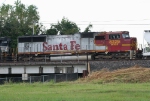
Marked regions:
[1,0,150,45]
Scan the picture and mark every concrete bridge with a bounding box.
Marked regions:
[0,61,89,80]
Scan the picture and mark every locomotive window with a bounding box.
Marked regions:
[95,36,105,40]
[109,34,120,39]
[122,34,130,38]
[18,37,32,42]
[33,37,46,42]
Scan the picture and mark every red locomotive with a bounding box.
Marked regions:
[94,31,137,59]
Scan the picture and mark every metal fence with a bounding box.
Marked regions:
[0,73,78,84]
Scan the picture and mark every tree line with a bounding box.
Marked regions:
[0,0,92,48]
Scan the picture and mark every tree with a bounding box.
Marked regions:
[84,24,93,32]
[0,0,41,48]
[46,17,80,35]
[46,25,58,35]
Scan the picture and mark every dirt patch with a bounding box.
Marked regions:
[80,65,150,83]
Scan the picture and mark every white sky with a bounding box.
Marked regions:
[1,0,150,45]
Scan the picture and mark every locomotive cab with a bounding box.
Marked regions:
[94,31,137,59]
[106,31,137,59]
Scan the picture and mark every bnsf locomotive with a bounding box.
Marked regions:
[0,31,142,61]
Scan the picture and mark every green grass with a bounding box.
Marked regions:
[0,82,150,101]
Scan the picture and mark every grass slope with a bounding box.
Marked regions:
[80,65,150,83]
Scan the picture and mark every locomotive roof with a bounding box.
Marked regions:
[18,31,129,38]
[80,31,129,34]
[80,32,99,34]
[106,31,129,34]
[18,35,47,38]
[80,32,99,38]
[80,31,129,38]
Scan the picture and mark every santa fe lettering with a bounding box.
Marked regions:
[43,41,80,51]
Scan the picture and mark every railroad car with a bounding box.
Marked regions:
[142,30,150,59]
[17,31,139,61]
[0,37,11,61]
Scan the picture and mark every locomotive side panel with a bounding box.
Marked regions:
[106,33,121,52]
[18,43,24,53]
[31,42,43,53]
[94,33,107,52]
[80,32,107,52]
[89,38,94,50]
[94,34,107,52]
[80,38,94,51]
[18,36,46,55]
[44,33,81,54]
[80,32,95,51]
[81,38,89,50]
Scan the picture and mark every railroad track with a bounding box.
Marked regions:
[0,59,150,64]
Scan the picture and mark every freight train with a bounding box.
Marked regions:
[0,31,143,61]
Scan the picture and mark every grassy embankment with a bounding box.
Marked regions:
[0,65,150,101]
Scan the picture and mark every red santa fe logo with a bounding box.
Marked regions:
[43,41,80,51]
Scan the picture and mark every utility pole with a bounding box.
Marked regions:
[0,11,2,36]
[33,24,34,35]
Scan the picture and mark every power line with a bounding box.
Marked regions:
[40,19,150,23]
[41,23,150,25]
[1,0,6,5]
